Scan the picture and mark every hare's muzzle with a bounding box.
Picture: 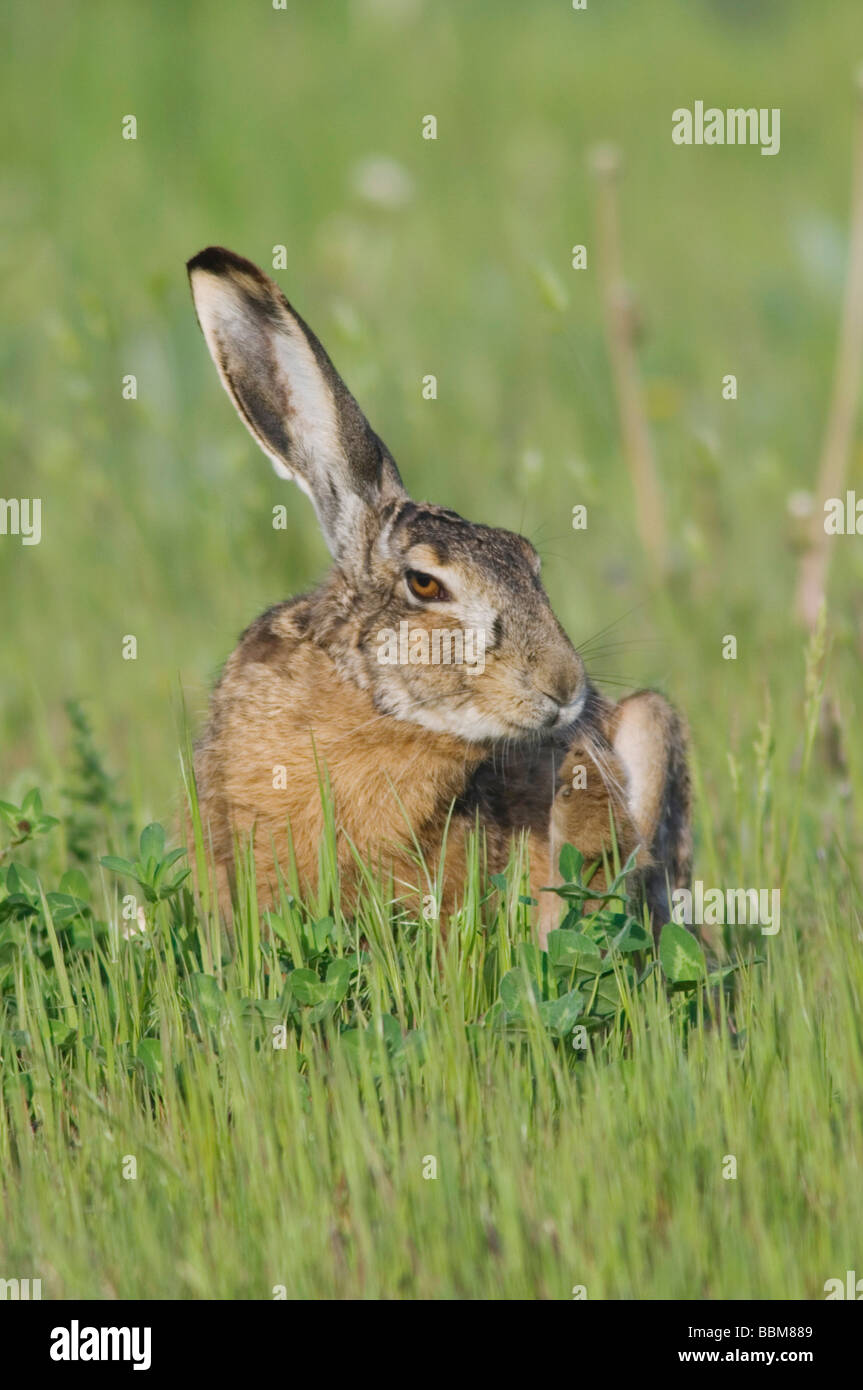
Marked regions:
[551,687,588,729]
[535,650,587,729]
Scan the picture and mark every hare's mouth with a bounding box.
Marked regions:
[495,686,587,737]
[551,688,588,730]
[520,684,587,734]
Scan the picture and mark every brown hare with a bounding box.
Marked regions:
[186,247,690,937]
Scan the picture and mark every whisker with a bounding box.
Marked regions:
[578,638,662,656]
[574,602,649,654]
[582,728,628,809]
[588,677,638,689]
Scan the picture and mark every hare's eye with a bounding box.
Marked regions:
[406,569,449,602]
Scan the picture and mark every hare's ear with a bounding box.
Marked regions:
[187,246,406,562]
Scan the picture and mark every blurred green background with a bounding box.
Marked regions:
[1,0,860,870]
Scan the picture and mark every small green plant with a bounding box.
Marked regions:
[101,822,191,903]
[62,699,132,864]
[491,844,753,1046]
[491,845,652,1041]
[0,788,59,856]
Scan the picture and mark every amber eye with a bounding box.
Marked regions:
[406,569,450,602]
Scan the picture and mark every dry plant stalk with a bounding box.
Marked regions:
[591,143,669,582]
[795,69,863,630]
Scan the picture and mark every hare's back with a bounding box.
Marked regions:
[196,597,333,819]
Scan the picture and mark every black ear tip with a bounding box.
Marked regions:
[186,246,269,282]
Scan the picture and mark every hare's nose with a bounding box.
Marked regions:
[540,655,585,708]
[554,698,586,729]
[551,685,588,730]
[538,695,563,728]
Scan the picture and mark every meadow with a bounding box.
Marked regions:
[1,0,862,1299]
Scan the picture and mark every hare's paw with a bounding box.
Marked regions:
[611,691,692,921]
[536,691,691,946]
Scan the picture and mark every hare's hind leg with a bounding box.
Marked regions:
[534,690,691,947]
[611,691,692,928]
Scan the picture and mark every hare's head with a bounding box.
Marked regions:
[188,247,586,741]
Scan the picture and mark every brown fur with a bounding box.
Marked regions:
[184,246,692,942]
[532,692,692,945]
[195,596,493,914]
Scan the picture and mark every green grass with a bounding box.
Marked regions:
[2,0,863,1299]
[2,631,862,1299]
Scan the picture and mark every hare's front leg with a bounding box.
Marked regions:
[533,690,691,948]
